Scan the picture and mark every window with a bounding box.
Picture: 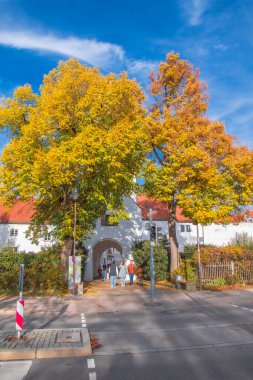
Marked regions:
[144,222,150,230]
[186,225,191,232]
[157,227,163,241]
[180,224,191,232]
[10,229,18,236]
[44,234,51,241]
[13,247,18,252]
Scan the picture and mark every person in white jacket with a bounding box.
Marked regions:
[118,261,128,287]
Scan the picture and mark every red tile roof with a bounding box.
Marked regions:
[245,210,253,218]
[136,195,192,222]
[0,200,35,223]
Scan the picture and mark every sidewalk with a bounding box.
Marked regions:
[2,280,252,361]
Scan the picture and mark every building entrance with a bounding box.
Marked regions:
[92,239,122,279]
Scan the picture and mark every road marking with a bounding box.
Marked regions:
[232,305,253,311]
[87,358,95,368]
[89,373,96,380]
[81,313,87,328]
[0,360,32,380]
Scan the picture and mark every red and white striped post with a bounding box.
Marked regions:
[16,264,24,339]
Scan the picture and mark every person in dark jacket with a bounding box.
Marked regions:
[109,260,118,288]
[102,262,107,280]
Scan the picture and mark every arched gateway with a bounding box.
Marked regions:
[83,197,143,281]
[92,239,122,279]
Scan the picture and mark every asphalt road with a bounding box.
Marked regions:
[1,286,253,379]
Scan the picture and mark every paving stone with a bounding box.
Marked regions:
[0,328,91,360]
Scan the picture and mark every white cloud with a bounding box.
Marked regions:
[180,0,210,26]
[214,43,228,51]
[127,59,158,78]
[0,28,125,69]
[0,26,160,82]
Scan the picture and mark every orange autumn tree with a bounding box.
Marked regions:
[0,59,148,271]
[143,52,253,274]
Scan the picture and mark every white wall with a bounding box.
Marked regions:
[84,197,143,280]
[141,220,253,251]
[0,223,54,252]
[202,222,253,246]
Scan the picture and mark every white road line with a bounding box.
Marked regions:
[82,324,87,327]
[81,313,84,317]
[87,358,95,369]
[81,318,86,322]
[89,372,96,380]
[232,305,253,311]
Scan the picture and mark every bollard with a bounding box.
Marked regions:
[16,300,24,339]
[16,264,24,339]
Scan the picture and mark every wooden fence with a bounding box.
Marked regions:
[201,261,253,284]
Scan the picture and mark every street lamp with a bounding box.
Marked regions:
[149,208,156,299]
[70,188,78,295]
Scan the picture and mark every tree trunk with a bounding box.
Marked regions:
[60,236,73,280]
[168,201,179,274]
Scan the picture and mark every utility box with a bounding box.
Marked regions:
[185,281,196,292]
[179,280,196,291]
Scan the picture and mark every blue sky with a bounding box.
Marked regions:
[0,0,253,150]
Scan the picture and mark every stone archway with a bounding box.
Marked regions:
[92,239,122,279]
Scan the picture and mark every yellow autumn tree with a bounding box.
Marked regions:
[0,59,148,269]
[144,52,253,274]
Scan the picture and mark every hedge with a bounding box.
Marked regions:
[0,247,67,295]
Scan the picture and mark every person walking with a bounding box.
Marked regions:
[128,260,136,286]
[109,260,118,288]
[98,264,102,279]
[137,264,143,286]
[102,262,107,280]
[118,261,128,287]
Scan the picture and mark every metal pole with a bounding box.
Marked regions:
[196,224,202,291]
[72,200,77,295]
[149,208,156,299]
[18,264,24,300]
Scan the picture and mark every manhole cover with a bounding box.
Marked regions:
[56,332,81,343]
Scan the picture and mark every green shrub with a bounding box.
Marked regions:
[172,259,197,282]
[0,247,67,295]
[206,278,227,287]
[131,240,169,281]
[181,245,197,260]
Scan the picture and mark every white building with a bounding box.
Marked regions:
[1,197,253,280]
